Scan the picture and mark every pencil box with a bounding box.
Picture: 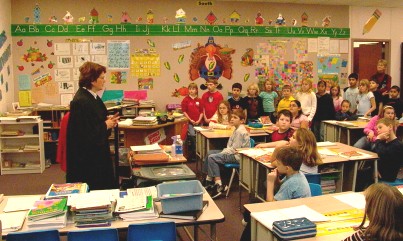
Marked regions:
[272,217,316,240]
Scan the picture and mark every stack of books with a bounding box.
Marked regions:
[121,98,139,106]
[132,116,158,126]
[139,100,155,106]
[26,198,68,229]
[24,144,40,151]
[45,182,89,199]
[130,143,169,164]
[321,178,337,194]
[115,187,158,221]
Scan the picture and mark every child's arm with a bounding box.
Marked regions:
[266,170,280,202]
[364,96,376,117]
[308,92,317,122]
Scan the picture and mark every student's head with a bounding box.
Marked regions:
[217,100,231,123]
[317,80,326,94]
[376,59,387,73]
[341,100,351,113]
[359,183,403,241]
[369,79,379,92]
[376,117,396,135]
[281,85,292,98]
[264,79,275,92]
[389,85,400,99]
[276,109,292,131]
[232,82,242,98]
[275,146,304,172]
[301,79,313,92]
[188,82,198,96]
[206,78,218,92]
[289,128,321,167]
[289,100,303,117]
[79,62,107,91]
[359,79,370,93]
[230,109,246,127]
[379,105,395,119]
[348,73,358,87]
[330,84,341,97]
[247,83,260,97]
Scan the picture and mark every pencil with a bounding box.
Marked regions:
[362,9,382,35]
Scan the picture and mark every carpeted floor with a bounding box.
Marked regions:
[0,162,252,241]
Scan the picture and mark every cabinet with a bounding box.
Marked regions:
[0,119,45,175]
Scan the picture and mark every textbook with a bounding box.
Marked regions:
[45,182,89,198]
[159,201,208,220]
[27,198,68,221]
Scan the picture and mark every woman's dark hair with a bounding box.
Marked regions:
[78,62,106,88]
[290,100,303,119]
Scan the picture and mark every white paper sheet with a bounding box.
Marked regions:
[333,192,366,209]
[0,211,27,233]
[3,196,42,212]
[251,205,329,230]
[317,141,336,147]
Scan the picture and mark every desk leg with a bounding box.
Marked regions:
[347,129,351,146]
[210,223,216,241]
[374,159,378,183]
[193,224,199,241]
[352,161,358,191]
[251,217,257,241]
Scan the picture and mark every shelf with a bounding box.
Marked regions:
[1,150,40,153]
[0,134,39,139]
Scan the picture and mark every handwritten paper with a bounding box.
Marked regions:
[317,37,330,56]
[54,69,71,82]
[307,38,318,52]
[18,74,31,90]
[108,40,130,69]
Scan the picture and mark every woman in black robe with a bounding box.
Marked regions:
[66,62,119,190]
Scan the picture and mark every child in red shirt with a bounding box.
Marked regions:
[201,78,223,125]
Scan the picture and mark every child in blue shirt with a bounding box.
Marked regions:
[259,79,278,123]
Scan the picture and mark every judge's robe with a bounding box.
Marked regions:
[66,88,117,190]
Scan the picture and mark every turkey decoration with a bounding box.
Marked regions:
[189,37,234,83]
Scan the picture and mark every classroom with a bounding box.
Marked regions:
[0,0,403,241]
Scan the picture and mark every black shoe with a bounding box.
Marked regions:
[211,184,228,199]
[203,180,214,188]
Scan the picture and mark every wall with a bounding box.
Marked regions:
[350,6,403,87]
[10,0,350,111]
[0,0,13,113]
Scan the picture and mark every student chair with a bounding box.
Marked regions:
[67,228,119,241]
[225,138,255,198]
[7,229,60,241]
[309,183,323,196]
[127,221,176,241]
[304,173,321,185]
[379,178,403,187]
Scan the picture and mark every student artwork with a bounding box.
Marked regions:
[292,39,308,61]
[275,13,286,26]
[267,19,273,25]
[244,73,250,82]
[175,8,186,24]
[63,11,74,24]
[164,62,171,70]
[33,3,41,24]
[48,16,57,23]
[178,54,184,64]
[58,81,74,94]
[322,16,331,27]
[31,67,41,75]
[136,17,143,22]
[299,61,314,80]
[147,39,155,47]
[107,14,113,22]
[241,48,254,66]
[130,49,160,77]
[189,36,234,82]
[16,39,23,46]
[362,9,382,35]
[163,17,168,24]
[138,78,153,89]
[319,74,339,92]
[205,11,217,25]
[171,86,189,97]
[229,10,240,24]
[22,47,47,62]
[121,11,132,24]
[46,40,53,47]
[255,12,264,25]
[301,12,308,27]
[110,71,127,84]
[33,73,52,87]
[89,8,99,24]
[146,9,154,24]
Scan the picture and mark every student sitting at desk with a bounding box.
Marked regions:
[374,118,403,182]
[354,105,395,151]
[342,183,403,241]
[240,146,311,241]
[289,100,309,130]
[203,109,250,199]
[255,109,294,148]
[209,100,232,129]
[335,100,358,121]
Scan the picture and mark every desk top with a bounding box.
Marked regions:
[119,118,187,130]
[323,120,368,129]
[244,192,357,241]
[199,128,270,139]
[0,191,224,236]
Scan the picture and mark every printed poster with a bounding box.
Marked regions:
[90,42,106,54]
[110,71,128,84]
[138,78,153,89]
[107,40,130,69]
[54,69,71,82]
[130,53,161,77]
[72,43,89,55]
[144,128,166,144]
[317,56,341,74]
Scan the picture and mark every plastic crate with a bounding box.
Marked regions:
[157,180,204,214]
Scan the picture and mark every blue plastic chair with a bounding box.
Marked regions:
[309,183,323,196]
[127,222,176,241]
[225,138,255,197]
[304,173,321,185]
[7,229,60,241]
[379,178,403,187]
[67,228,118,241]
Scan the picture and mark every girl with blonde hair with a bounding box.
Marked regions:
[295,78,317,122]
[209,100,232,129]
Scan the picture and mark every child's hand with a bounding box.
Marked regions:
[367,131,374,140]
[377,131,389,140]
[267,169,278,182]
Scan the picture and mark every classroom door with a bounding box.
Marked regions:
[356,43,383,80]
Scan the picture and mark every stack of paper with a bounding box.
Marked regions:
[0,212,27,234]
[116,187,158,221]
[130,143,163,154]
[132,116,158,126]
[26,198,68,229]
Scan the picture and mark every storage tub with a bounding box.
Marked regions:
[157,180,204,214]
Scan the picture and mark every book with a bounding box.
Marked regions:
[45,183,89,198]
[27,198,67,221]
[159,201,208,220]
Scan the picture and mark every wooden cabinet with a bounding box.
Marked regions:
[0,119,45,175]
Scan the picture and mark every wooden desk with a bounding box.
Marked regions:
[323,120,368,146]
[239,142,378,202]
[119,118,188,146]
[245,192,359,241]
[1,192,225,241]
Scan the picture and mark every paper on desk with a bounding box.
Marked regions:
[68,192,113,208]
[333,193,366,209]
[193,126,213,132]
[238,148,274,158]
[130,143,162,152]
[3,195,42,212]
[89,189,120,201]
[338,151,374,160]
[251,205,329,230]
[0,211,27,233]
[318,147,338,156]
[317,141,336,147]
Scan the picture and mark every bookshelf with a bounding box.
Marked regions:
[0,119,45,175]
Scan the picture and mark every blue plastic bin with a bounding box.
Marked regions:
[157,180,204,214]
